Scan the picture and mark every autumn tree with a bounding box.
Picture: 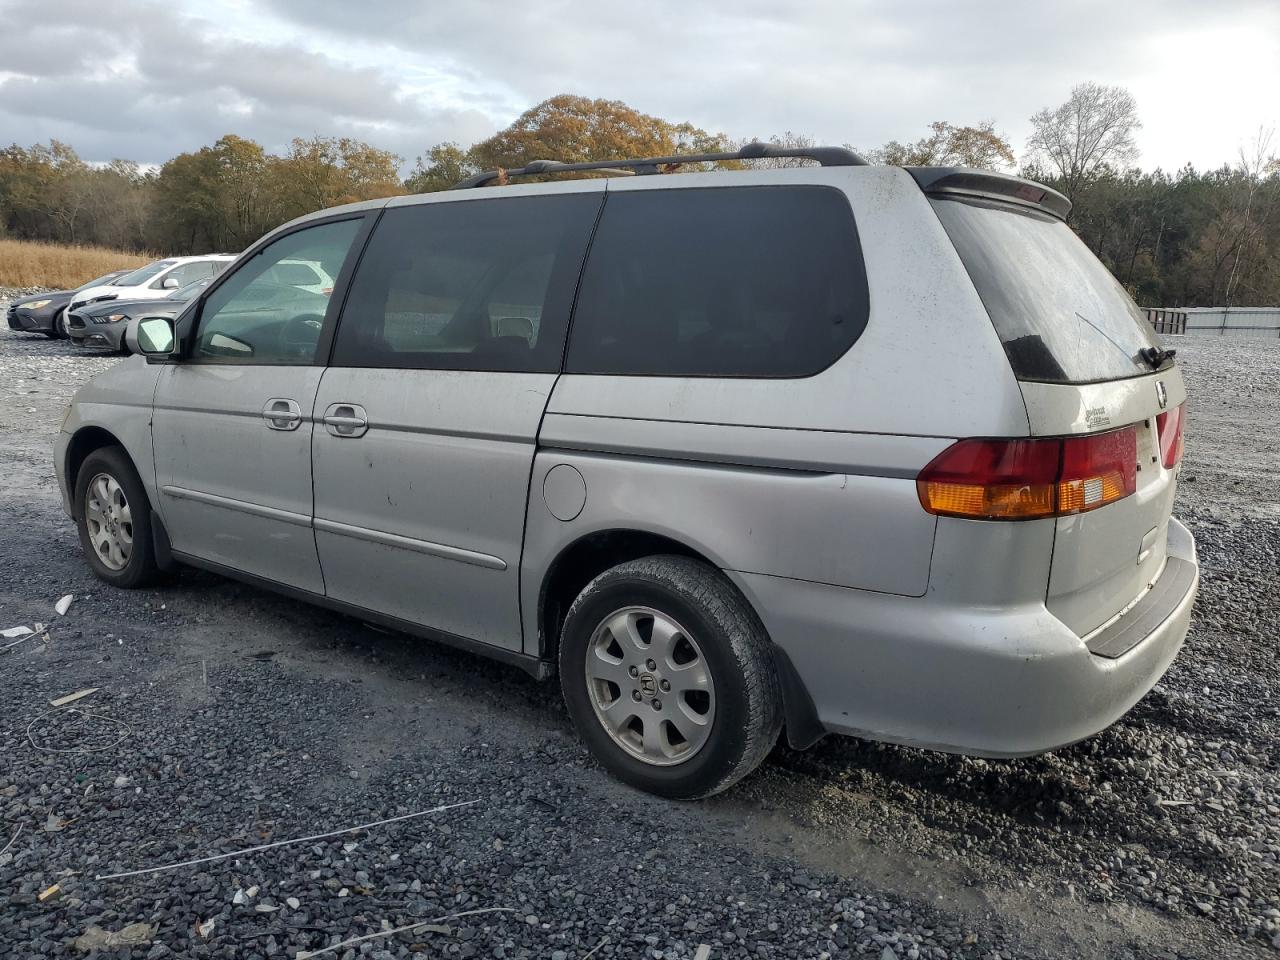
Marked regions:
[406,142,477,193]
[83,160,154,251]
[274,136,404,217]
[468,95,730,172]
[864,121,1015,170]
[1,93,1277,308]
[0,141,98,243]
[1026,82,1141,199]
[152,135,278,252]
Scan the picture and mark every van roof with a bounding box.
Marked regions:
[451,141,1069,220]
[272,144,1069,239]
[452,141,870,189]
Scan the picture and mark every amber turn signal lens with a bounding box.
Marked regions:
[917,427,1138,520]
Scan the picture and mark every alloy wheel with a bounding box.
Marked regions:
[84,472,133,571]
[584,605,716,766]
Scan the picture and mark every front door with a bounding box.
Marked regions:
[152,216,367,592]
[310,187,603,649]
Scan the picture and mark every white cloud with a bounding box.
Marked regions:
[0,0,1276,173]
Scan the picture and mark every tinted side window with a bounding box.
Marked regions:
[331,193,601,373]
[194,218,362,364]
[566,187,868,378]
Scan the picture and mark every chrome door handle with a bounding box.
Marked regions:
[262,398,302,431]
[323,403,369,438]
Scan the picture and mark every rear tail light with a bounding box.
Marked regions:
[1155,403,1185,469]
[917,426,1138,520]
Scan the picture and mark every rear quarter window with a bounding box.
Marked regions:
[931,197,1162,384]
[565,186,869,378]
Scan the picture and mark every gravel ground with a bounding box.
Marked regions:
[1,297,1277,959]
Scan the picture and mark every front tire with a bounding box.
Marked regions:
[53,309,70,339]
[559,555,781,799]
[74,446,159,588]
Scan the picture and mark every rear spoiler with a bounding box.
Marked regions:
[907,167,1071,221]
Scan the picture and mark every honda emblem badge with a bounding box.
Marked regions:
[1155,380,1168,409]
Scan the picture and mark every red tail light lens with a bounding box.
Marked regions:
[1155,403,1185,469]
[917,427,1138,520]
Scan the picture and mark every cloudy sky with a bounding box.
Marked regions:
[1,0,1277,173]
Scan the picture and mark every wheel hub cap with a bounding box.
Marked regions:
[584,606,716,767]
[84,472,133,571]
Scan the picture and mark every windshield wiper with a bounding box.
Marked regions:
[1139,345,1177,368]
[1073,312,1173,371]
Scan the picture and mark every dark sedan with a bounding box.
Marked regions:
[68,277,212,352]
[5,270,132,338]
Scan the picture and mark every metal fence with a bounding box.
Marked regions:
[1144,309,1186,335]
[1181,307,1280,339]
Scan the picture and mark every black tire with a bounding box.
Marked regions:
[559,555,782,799]
[74,446,159,588]
[52,309,69,339]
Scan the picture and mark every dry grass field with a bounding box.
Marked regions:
[0,238,153,289]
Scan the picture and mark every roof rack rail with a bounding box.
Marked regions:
[452,141,869,189]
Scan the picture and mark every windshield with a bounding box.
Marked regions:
[932,198,1162,384]
[114,260,175,287]
[81,271,124,288]
[168,277,212,301]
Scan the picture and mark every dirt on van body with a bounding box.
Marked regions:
[1,300,1277,960]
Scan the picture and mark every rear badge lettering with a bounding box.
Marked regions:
[1085,406,1110,429]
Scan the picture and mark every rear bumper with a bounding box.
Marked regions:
[730,517,1198,757]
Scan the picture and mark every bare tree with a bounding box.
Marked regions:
[861,121,1015,170]
[1221,126,1278,309]
[1027,82,1141,199]
[733,132,821,168]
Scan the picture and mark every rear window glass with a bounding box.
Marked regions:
[931,197,1161,384]
[565,186,869,378]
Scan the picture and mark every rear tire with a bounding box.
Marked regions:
[559,555,781,799]
[74,446,159,588]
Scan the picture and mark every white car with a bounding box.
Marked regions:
[263,258,335,296]
[65,255,237,333]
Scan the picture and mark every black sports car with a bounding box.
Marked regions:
[68,277,213,352]
[5,270,133,339]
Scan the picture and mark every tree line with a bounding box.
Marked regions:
[1,89,1276,307]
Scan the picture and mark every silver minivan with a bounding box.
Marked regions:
[55,144,1198,798]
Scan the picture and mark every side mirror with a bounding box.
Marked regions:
[126,316,177,357]
[162,277,181,290]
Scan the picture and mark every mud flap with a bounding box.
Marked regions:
[151,510,177,572]
[772,645,826,750]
